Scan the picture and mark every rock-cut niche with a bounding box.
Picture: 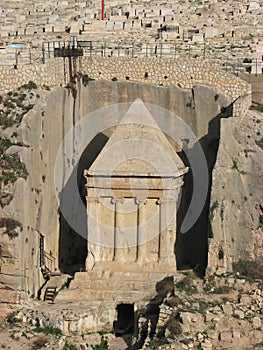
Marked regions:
[58,132,108,274]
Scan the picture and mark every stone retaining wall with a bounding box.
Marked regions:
[0,57,251,102]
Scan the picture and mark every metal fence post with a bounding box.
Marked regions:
[42,43,45,64]
[15,49,18,68]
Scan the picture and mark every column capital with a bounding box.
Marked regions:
[87,196,100,204]
[111,197,124,204]
[157,197,177,204]
[135,198,147,205]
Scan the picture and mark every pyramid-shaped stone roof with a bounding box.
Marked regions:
[88,99,187,177]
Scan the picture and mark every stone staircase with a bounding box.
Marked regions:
[44,287,57,302]
[56,263,177,304]
[41,273,72,302]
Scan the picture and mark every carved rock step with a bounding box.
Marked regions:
[68,277,158,291]
[46,274,72,289]
[88,261,177,273]
[44,287,57,302]
[39,274,72,300]
[56,287,154,302]
[56,270,176,303]
[72,270,175,283]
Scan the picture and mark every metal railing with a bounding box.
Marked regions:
[0,41,262,78]
[43,251,56,272]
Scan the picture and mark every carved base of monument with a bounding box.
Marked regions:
[56,100,188,333]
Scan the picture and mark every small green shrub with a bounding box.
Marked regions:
[156,276,174,296]
[34,326,63,338]
[166,316,182,337]
[233,258,263,281]
[255,139,263,150]
[21,81,37,90]
[3,99,15,109]
[249,103,263,113]
[63,342,78,350]
[175,276,197,294]
[0,138,13,154]
[82,74,95,86]
[0,153,28,184]
[212,286,231,294]
[232,159,238,170]
[111,77,118,82]
[0,218,22,238]
[146,338,168,349]
[0,192,14,207]
[32,335,49,350]
[24,104,34,112]
[166,296,180,308]
[91,336,109,350]
[7,311,21,324]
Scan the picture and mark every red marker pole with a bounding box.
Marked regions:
[102,0,105,20]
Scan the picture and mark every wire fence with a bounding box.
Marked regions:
[0,41,262,79]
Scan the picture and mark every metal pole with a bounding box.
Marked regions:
[42,43,45,64]
[102,0,105,20]
[15,49,18,68]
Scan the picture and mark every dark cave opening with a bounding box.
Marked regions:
[114,303,135,336]
[58,132,108,274]
[176,104,233,276]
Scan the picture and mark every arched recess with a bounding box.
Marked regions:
[176,103,233,276]
[58,132,108,274]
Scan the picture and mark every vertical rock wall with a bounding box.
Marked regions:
[0,78,256,302]
[207,109,263,274]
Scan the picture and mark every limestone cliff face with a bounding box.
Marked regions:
[0,87,75,301]
[207,109,263,274]
[0,79,256,302]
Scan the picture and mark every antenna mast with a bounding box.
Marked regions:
[102,0,105,20]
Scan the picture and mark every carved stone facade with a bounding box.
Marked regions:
[84,99,188,276]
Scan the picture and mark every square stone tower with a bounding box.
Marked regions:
[85,99,188,274]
